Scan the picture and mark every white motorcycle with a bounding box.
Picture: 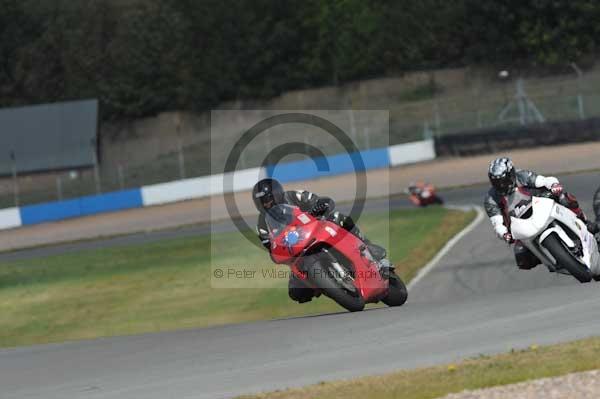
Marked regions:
[510,195,600,283]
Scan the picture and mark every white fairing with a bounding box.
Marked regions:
[510,197,600,276]
[510,197,554,241]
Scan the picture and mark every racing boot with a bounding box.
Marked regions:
[350,225,394,278]
[377,258,395,280]
[350,225,387,261]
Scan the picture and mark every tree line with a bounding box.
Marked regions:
[1,0,599,122]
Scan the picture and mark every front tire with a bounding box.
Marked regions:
[310,255,365,312]
[542,234,592,283]
[381,271,408,307]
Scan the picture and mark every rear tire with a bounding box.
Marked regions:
[542,234,592,283]
[310,255,365,312]
[381,271,408,307]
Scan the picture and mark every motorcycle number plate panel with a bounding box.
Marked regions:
[507,190,533,218]
[297,214,311,224]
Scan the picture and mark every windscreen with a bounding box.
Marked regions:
[264,204,296,236]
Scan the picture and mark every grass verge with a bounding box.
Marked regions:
[0,207,473,348]
[237,336,600,399]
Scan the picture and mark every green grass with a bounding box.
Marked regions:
[238,337,600,399]
[0,207,474,348]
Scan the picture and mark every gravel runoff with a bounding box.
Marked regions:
[442,370,600,399]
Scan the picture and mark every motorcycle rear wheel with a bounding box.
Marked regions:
[310,254,365,312]
[542,233,592,283]
[381,271,408,307]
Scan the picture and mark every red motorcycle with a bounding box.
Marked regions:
[266,204,407,312]
[407,182,444,207]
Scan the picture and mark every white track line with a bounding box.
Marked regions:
[407,205,485,291]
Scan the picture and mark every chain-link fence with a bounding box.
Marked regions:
[1,69,599,209]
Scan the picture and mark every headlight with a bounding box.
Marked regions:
[284,228,306,246]
[286,230,300,245]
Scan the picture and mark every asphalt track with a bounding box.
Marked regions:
[1,171,600,399]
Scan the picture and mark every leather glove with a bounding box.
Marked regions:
[550,183,564,197]
[587,221,600,235]
[310,199,330,216]
[257,228,271,250]
[503,232,515,244]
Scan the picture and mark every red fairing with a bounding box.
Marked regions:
[268,207,388,303]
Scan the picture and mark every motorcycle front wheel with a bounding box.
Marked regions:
[381,270,408,307]
[310,254,365,312]
[542,233,592,283]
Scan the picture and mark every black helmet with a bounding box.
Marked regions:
[252,178,285,213]
[488,157,516,195]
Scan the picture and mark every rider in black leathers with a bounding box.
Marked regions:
[485,157,598,270]
[253,178,389,303]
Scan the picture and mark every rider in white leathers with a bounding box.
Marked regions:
[484,157,597,270]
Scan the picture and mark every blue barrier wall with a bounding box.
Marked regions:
[267,147,390,183]
[20,198,82,225]
[20,189,143,225]
[79,189,144,216]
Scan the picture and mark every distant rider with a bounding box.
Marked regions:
[407,181,443,206]
[484,157,598,270]
[407,182,430,198]
[252,178,391,303]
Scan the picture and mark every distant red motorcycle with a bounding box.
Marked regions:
[266,204,407,312]
[406,182,444,207]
